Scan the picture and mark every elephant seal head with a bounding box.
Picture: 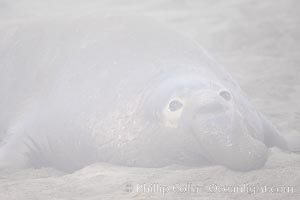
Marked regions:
[143,74,268,171]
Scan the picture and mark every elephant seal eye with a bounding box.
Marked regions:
[219,90,231,101]
[169,100,183,111]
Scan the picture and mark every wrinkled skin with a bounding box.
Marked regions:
[0,16,291,172]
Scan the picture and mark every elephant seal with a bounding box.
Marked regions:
[0,15,296,172]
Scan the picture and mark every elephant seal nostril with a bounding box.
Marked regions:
[219,90,231,101]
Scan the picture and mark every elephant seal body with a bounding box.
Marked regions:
[0,16,292,172]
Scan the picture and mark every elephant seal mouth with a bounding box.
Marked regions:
[189,111,268,171]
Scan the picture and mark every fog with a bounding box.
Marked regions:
[0,0,299,199]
